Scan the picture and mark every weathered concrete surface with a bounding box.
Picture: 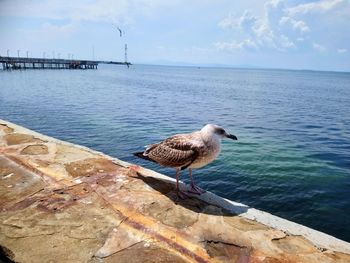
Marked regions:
[1,120,350,263]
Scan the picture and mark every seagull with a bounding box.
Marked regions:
[117,27,122,37]
[134,124,237,199]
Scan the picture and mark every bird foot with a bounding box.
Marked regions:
[176,190,190,200]
[187,184,206,195]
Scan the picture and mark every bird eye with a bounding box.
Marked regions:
[217,128,225,134]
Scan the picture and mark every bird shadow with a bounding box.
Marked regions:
[135,173,249,217]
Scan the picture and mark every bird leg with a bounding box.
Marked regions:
[176,168,189,199]
[187,168,206,195]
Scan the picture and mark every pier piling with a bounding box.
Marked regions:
[0,56,131,70]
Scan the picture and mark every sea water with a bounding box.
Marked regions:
[1,64,349,241]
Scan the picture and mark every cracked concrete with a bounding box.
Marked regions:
[1,120,350,263]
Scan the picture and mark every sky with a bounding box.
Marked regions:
[0,0,349,71]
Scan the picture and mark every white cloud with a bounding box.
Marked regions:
[0,0,174,25]
[287,0,345,16]
[279,16,310,33]
[237,11,258,32]
[313,42,327,52]
[252,21,277,49]
[279,16,290,24]
[217,1,299,52]
[292,20,310,33]
[218,14,237,29]
[217,0,350,54]
[280,35,295,49]
[264,0,284,12]
[253,20,273,39]
[218,10,257,31]
[337,48,347,53]
[215,39,258,51]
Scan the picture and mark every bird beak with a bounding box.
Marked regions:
[226,133,238,140]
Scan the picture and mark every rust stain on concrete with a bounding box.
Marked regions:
[4,133,45,146]
[0,124,14,135]
[65,158,123,177]
[1,120,350,263]
[20,144,49,155]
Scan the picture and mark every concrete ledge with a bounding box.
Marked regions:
[1,119,350,263]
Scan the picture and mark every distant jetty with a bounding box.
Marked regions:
[0,56,131,70]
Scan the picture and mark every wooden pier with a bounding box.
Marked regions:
[0,56,131,70]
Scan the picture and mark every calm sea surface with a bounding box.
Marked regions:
[1,65,349,241]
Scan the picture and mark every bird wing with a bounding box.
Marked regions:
[117,27,122,36]
[145,134,201,168]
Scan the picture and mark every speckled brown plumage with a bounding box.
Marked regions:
[143,133,203,169]
[134,124,237,197]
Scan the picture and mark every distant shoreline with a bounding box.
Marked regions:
[132,63,350,74]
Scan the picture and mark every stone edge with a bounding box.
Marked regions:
[1,119,349,254]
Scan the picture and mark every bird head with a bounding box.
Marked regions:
[201,124,237,140]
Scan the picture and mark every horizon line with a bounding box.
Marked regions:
[124,62,350,74]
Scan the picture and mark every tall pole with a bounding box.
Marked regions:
[17,50,20,58]
[124,44,127,63]
[7,49,9,57]
[26,51,29,58]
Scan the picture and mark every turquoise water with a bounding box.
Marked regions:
[1,65,349,241]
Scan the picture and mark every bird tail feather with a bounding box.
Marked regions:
[133,151,154,162]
